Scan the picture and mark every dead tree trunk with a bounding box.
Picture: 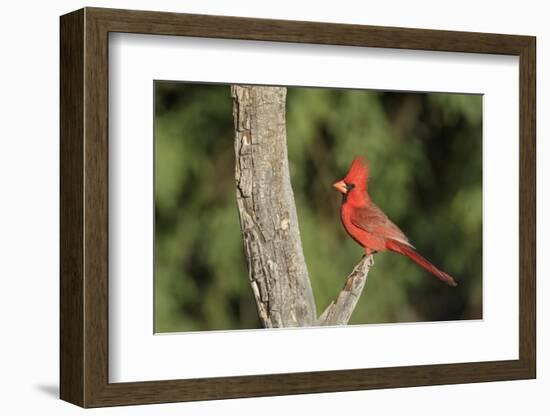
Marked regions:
[232,85,373,328]
[232,85,316,327]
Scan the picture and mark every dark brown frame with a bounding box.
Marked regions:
[60,7,536,408]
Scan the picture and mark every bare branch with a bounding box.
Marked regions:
[317,255,374,326]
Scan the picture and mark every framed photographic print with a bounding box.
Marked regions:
[60,7,536,408]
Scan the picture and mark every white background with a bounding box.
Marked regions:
[0,0,546,414]
[110,34,519,382]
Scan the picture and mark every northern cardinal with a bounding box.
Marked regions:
[333,156,457,287]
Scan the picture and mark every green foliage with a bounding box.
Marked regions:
[154,82,482,332]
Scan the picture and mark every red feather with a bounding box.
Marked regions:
[334,156,457,287]
[386,240,458,287]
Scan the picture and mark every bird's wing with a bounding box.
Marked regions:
[350,203,414,248]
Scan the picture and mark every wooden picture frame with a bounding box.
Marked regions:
[60,7,536,408]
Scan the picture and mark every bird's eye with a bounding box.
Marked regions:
[346,183,355,192]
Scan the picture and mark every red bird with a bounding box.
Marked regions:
[333,156,457,287]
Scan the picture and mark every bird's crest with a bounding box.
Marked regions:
[344,156,369,189]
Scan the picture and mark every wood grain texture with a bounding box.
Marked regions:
[318,255,374,326]
[59,7,537,408]
[85,359,531,407]
[518,38,536,376]
[83,8,110,405]
[85,7,532,54]
[232,85,317,327]
[60,8,84,406]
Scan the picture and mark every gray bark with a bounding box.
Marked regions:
[232,85,316,327]
[231,85,372,328]
[317,255,374,325]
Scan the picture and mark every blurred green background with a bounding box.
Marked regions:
[154,81,482,333]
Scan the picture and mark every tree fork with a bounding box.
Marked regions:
[231,85,373,328]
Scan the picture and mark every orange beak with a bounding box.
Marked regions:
[333,180,347,194]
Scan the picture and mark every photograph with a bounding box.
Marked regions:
[56,6,537,408]
[154,81,483,333]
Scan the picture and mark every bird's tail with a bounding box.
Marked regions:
[386,240,458,287]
